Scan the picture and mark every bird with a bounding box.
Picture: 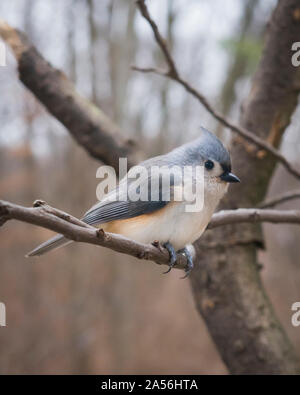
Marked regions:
[26,127,240,276]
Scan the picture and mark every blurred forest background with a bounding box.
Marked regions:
[1,0,300,374]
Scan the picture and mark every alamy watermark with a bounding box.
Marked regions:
[291,42,300,67]
[291,302,300,327]
[0,302,6,327]
[95,159,206,213]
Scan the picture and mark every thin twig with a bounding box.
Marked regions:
[135,0,300,181]
[208,208,300,228]
[136,0,178,78]
[131,66,167,76]
[258,189,300,209]
[32,199,93,229]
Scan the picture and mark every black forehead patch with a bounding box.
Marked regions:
[221,162,231,174]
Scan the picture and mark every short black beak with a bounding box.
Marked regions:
[220,172,240,183]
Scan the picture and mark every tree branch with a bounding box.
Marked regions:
[209,208,300,228]
[0,19,142,172]
[1,199,300,272]
[136,0,178,78]
[258,189,300,209]
[135,0,300,182]
[0,199,186,270]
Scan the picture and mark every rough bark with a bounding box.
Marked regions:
[190,0,300,374]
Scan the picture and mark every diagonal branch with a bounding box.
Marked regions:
[135,0,300,181]
[0,19,142,172]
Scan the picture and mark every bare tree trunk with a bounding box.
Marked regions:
[191,0,300,374]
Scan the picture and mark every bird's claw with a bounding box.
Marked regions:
[177,247,194,279]
[162,243,194,278]
[163,241,177,274]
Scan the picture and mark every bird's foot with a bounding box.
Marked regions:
[177,247,194,279]
[163,241,177,274]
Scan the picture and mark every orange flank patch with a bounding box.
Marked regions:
[98,202,176,235]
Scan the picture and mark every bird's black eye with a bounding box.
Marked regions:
[205,160,214,170]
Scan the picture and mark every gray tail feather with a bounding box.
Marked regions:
[26,234,73,257]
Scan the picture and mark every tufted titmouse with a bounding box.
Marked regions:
[27,127,240,276]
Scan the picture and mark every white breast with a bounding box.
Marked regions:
[110,179,228,250]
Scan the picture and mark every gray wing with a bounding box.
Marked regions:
[83,199,168,226]
[83,157,179,226]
